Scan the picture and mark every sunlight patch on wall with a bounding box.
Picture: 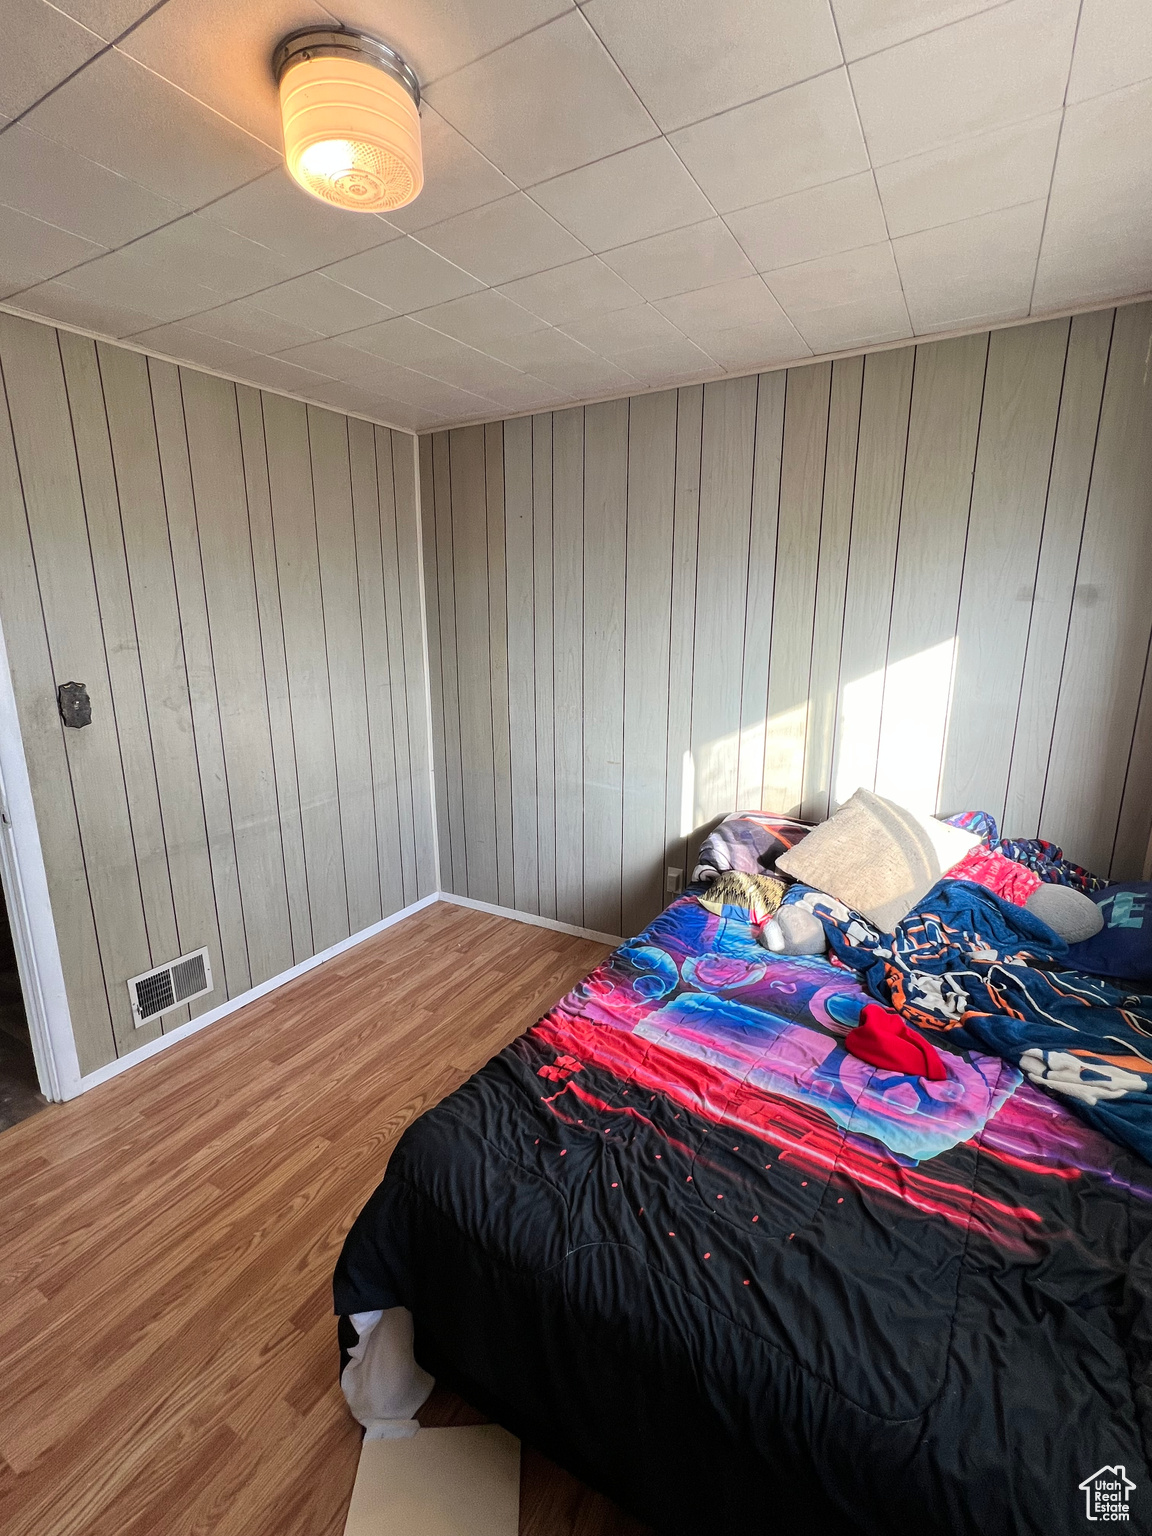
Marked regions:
[762,702,809,815]
[832,637,958,814]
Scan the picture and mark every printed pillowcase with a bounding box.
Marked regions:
[1066,883,1152,980]
[692,811,811,884]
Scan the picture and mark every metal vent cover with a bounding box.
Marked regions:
[128,947,212,1026]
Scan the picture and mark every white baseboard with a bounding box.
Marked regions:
[437,891,624,947]
[76,893,440,1096]
[74,888,622,1097]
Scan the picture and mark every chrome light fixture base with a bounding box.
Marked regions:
[272,27,421,109]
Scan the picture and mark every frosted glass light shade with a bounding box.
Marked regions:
[277,41,423,213]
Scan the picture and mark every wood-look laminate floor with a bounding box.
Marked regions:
[0,902,654,1536]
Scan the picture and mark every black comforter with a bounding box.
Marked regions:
[335,894,1152,1534]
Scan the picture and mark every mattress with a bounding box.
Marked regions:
[334,893,1152,1535]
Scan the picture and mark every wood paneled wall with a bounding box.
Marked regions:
[421,303,1152,940]
[0,313,436,1076]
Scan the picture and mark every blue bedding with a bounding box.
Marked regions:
[790,880,1152,1164]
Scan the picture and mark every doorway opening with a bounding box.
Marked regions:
[0,880,46,1131]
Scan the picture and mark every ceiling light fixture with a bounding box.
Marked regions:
[273,27,423,213]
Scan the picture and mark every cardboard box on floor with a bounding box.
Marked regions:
[343,1424,520,1536]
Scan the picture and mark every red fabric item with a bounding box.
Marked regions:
[946,843,1041,905]
[844,1003,948,1081]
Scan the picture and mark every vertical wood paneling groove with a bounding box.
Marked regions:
[0,313,437,1077]
[582,399,629,937]
[448,425,498,904]
[432,432,467,896]
[735,373,784,815]
[664,387,703,882]
[1040,302,1152,873]
[149,358,251,998]
[532,415,557,920]
[238,386,313,965]
[418,303,1152,935]
[390,429,437,899]
[621,391,676,935]
[100,344,225,1020]
[60,334,188,1034]
[690,376,758,837]
[503,415,539,914]
[1004,309,1114,837]
[485,422,515,909]
[802,356,863,824]
[0,324,115,1073]
[552,408,585,928]
[875,334,988,813]
[308,406,381,936]
[2,319,156,1050]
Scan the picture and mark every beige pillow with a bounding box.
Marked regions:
[775,788,980,932]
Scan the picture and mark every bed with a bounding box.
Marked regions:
[333,889,1152,1535]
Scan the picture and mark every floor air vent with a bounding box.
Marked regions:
[128,947,212,1026]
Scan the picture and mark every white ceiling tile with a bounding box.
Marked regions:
[115,0,332,149]
[580,0,843,132]
[669,69,870,213]
[321,237,484,314]
[126,321,261,375]
[894,200,1045,329]
[245,272,394,336]
[481,324,601,372]
[118,213,298,299]
[1067,0,1152,104]
[392,338,531,396]
[424,11,656,186]
[373,371,498,417]
[382,107,517,235]
[7,276,167,337]
[299,382,413,424]
[0,122,181,247]
[1033,227,1152,311]
[42,2,156,40]
[1033,78,1152,309]
[272,337,416,392]
[0,204,104,296]
[600,218,755,299]
[382,403,443,432]
[606,333,721,377]
[417,194,588,286]
[654,274,794,337]
[331,0,573,87]
[416,289,548,350]
[497,255,641,324]
[849,0,1080,165]
[523,350,638,394]
[21,47,279,208]
[201,168,400,269]
[22,241,227,325]
[726,173,888,272]
[328,315,477,372]
[163,295,324,353]
[830,0,997,62]
[0,1,103,118]
[690,319,810,371]
[875,114,1060,238]
[559,303,682,354]
[784,291,912,353]
[231,352,336,395]
[481,376,576,411]
[764,239,904,312]
[529,138,714,252]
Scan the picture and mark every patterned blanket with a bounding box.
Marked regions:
[789,880,1152,1163]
